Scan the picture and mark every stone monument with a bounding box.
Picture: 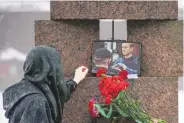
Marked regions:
[35,1,182,123]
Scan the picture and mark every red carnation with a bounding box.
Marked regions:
[82,68,86,72]
[111,91,119,97]
[112,76,119,82]
[96,68,107,77]
[117,81,129,90]
[124,82,129,88]
[105,95,112,105]
[97,74,129,105]
[119,70,128,80]
[88,97,99,118]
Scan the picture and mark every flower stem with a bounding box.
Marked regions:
[112,117,119,123]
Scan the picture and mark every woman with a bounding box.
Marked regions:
[3,45,88,123]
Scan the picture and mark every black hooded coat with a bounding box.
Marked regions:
[3,46,77,123]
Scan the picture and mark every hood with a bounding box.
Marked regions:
[14,45,67,122]
[3,81,42,118]
[3,45,67,122]
[23,45,65,85]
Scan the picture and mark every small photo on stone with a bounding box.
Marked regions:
[92,40,141,76]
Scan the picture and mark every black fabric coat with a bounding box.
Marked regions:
[3,46,77,123]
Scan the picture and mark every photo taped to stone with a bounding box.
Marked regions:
[92,40,141,76]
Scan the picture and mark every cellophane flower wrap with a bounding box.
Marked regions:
[88,68,167,123]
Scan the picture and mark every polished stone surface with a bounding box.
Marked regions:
[35,20,99,77]
[127,20,183,77]
[51,1,178,20]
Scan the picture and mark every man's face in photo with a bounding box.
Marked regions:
[121,43,133,56]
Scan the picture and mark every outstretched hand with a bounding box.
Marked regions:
[73,66,89,84]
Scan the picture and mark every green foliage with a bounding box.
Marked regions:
[94,104,113,118]
[96,91,167,123]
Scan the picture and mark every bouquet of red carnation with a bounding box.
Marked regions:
[98,76,129,105]
[88,68,166,123]
[88,96,99,118]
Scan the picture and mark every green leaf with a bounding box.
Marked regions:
[94,104,113,118]
[135,119,143,123]
[113,103,129,118]
[114,91,125,101]
[156,119,167,123]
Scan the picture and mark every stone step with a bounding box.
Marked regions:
[62,77,178,123]
[51,1,178,20]
[35,20,182,77]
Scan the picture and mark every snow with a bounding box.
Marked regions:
[0,47,26,62]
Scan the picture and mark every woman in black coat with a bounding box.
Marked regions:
[3,45,88,123]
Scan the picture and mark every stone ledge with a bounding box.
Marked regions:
[63,77,177,123]
[51,1,178,20]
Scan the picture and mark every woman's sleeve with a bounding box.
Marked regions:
[61,80,78,102]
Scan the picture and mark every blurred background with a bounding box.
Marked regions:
[0,1,50,89]
[0,1,50,123]
[0,0,183,123]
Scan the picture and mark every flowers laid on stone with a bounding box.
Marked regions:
[88,96,99,118]
[88,68,166,123]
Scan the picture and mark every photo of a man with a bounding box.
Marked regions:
[92,48,111,71]
[111,43,139,74]
[92,41,140,75]
[92,47,121,75]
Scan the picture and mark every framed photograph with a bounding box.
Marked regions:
[92,40,141,76]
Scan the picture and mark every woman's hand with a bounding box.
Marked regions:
[73,66,88,84]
